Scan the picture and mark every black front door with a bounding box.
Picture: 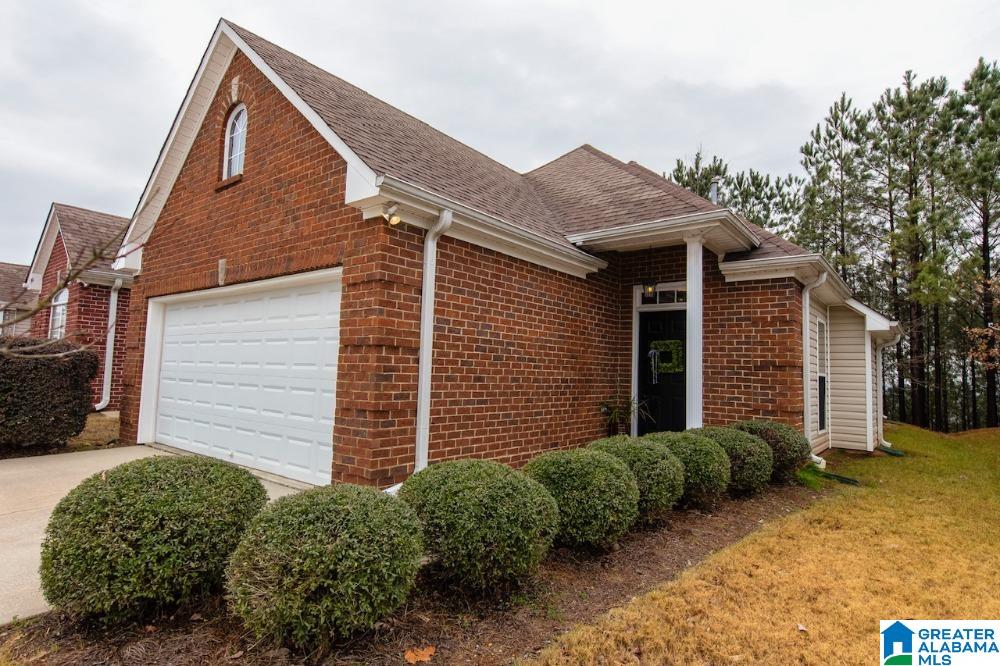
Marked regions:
[637,310,686,435]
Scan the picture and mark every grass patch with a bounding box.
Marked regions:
[532,424,1000,664]
[0,412,121,460]
[794,464,826,490]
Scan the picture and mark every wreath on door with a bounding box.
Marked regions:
[650,339,684,374]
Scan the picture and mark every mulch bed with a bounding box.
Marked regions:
[0,484,825,665]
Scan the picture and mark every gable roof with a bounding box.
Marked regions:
[228,23,566,245]
[26,203,131,290]
[54,204,131,272]
[0,262,36,308]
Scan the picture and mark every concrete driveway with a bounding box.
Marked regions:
[0,446,298,625]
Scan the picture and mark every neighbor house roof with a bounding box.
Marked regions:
[0,262,36,308]
[26,203,132,290]
[52,204,131,273]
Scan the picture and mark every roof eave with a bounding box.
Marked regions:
[371,175,608,278]
[565,209,759,256]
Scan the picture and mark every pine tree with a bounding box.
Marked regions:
[798,94,868,288]
[947,58,1000,427]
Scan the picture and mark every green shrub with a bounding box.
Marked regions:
[641,432,730,508]
[0,337,98,451]
[587,436,684,520]
[733,420,811,483]
[226,484,423,649]
[523,449,638,549]
[688,427,773,496]
[40,455,266,623]
[399,459,557,591]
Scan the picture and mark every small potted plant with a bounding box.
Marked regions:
[599,394,650,436]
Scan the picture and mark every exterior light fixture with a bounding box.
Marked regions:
[383,203,402,226]
[642,282,657,299]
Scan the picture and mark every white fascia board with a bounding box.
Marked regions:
[379,176,607,278]
[115,20,381,273]
[720,253,853,299]
[25,206,60,290]
[116,24,232,268]
[565,209,758,253]
[76,269,135,288]
[845,297,897,332]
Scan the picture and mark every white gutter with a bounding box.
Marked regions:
[875,333,902,448]
[94,278,123,411]
[802,272,827,468]
[414,209,453,472]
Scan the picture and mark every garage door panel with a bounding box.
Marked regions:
[155,276,340,485]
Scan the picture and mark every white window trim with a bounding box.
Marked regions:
[48,288,68,339]
[222,103,247,179]
[816,315,829,435]
[630,283,688,436]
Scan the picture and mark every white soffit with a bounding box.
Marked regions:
[565,210,758,256]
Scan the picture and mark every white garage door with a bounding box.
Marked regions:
[155,276,340,485]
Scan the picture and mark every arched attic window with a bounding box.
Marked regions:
[48,288,68,339]
[223,104,247,179]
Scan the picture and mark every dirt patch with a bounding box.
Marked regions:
[0,412,121,460]
[0,484,823,665]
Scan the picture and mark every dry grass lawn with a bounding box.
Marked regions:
[532,424,1000,665]
[67,412,120,450]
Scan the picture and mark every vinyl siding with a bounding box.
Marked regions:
[829,306,870,450]
[808,298,830,452]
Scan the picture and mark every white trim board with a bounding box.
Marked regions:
[629,284,688,436]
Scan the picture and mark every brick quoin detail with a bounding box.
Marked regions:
[28,232,131,409]
[122,50,805,487]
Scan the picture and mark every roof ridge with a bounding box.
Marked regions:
[523,144,593,176]
[51,202,130,222]
[622,160,724,213]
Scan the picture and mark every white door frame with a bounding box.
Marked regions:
[136,267,344,444]
[630,282,687,436]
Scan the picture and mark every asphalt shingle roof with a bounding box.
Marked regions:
[0,262,35,307]
[227,21,810,263]
[52,204,131,273]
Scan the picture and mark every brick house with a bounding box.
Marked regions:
[0,262,37,336]
[25,203,133,411]
[114,20,900,487]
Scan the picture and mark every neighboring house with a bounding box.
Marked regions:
[114,19,900,487]
[0,262,37,336]
[25,203,133,411]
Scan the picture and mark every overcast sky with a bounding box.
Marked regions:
[1,0,997,265]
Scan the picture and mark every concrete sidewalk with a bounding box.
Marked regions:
[0,446,297,625]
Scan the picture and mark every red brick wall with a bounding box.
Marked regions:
[69,283,131,409]
[702,264,803,427]
[27,232,131,409]
[119,52,410,488]
[28,233,68,338]
[427,236,622,469]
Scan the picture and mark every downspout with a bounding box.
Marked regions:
[94,278,123,411]
[802,271,828,469]
[875,333,902,448]
[414,209,453,473]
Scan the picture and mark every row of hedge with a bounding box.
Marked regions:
[40,420,811,650]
